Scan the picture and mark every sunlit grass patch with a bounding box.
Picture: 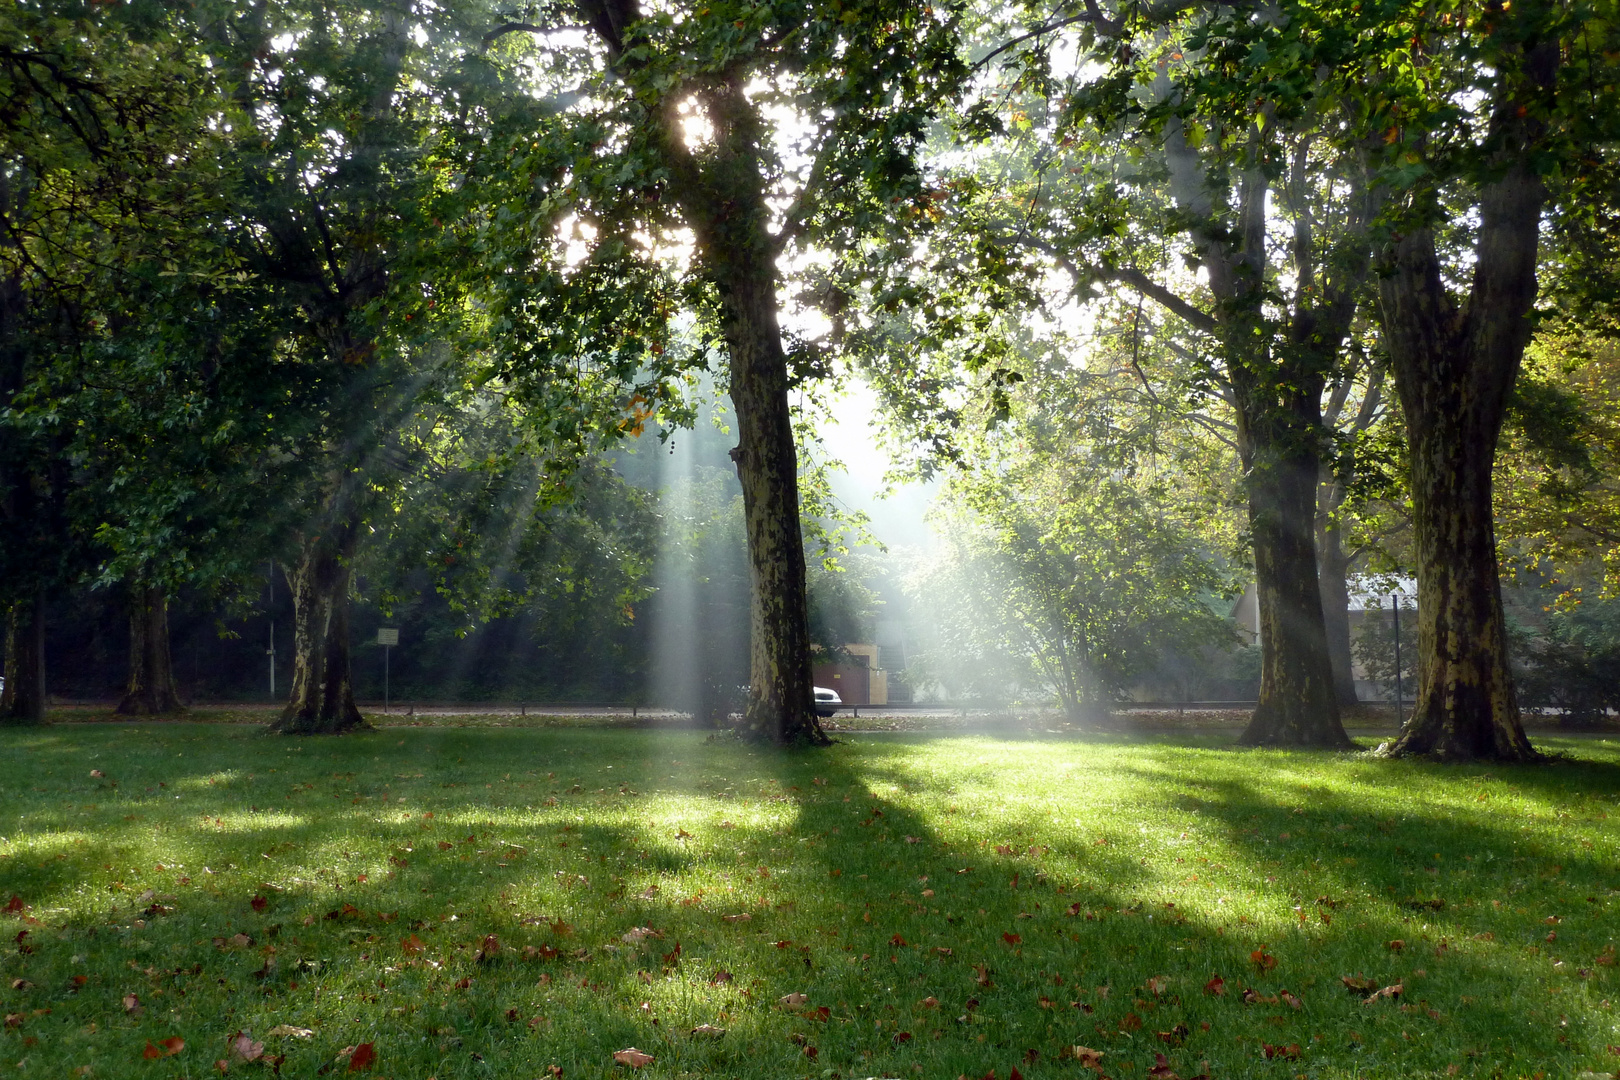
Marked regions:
[1,725,1617,1079]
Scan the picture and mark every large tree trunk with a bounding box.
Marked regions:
[1315,487,1360,707]
[1377,223,1538,761]
[671,79,827,745]
[1375,42,1553,761]
[117,584,184,715]
[0,589,45,724]
[719,242,825,745]
[1235,434,1353,748]
[270,523,368,735]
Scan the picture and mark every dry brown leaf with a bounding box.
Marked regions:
[612,1048,654,1068]
[229,1033,264,1062]
[266,1026,314,1038]
[690,1024,726,1037]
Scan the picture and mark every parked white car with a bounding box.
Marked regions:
[813,685,842,718]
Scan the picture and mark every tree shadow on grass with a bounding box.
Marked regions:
[2,725,1616,1079]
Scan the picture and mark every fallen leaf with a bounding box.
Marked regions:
[975,964,994,988]
[160,1037,185,1056]
[1341,974,1377,995]
[1068,1045,1105,1068]
[1367,982,1403,1002]
[1250,948,1277,971]
[621,927,662,944]
[3,896,22,913]
[1204,974,1226,996]
[1281,989,1302,1010]
[266,1026,314,1038]
[1147,1052,1182,1079]
[1119,1012,1143,1032]
[250,896,267,912]
[778,992,808,1008]
[892,1030,913,1044]
[612,1048,654,1068]
[1386,939,1405,952]
[8,980,31,991]
[143,1043,163,1060]
[1002,931,1021,946]
[890,934,909,947]
[346,1042,375,1071]
[475,934,501,961]
[91,770,104,779]
[690,1024,725,1037]
[1156,1023,1189,1047]
[229,1033,264,1062]
[1262,1043,1301,1060]
[123,994,143,1016]
[720,913,752,923]
[920,996,939,1009]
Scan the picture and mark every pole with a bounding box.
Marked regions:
[268,563,276,699]
[1391,592,1403,725]
[384,644,390,715]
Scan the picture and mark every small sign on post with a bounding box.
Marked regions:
[377,628,399,713]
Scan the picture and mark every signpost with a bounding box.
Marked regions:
[377,628,399,714]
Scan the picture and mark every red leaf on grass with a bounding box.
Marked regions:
[1204,974,1225,996]
[250,896,268,912]
[1250,948,1277,971]
[1002,932,1021,946]
[613,1048,654,1068]
[890,934,908,947]
[3,896,22,913]
[347,1042,376,1071]
[1262,1043,1301,1060]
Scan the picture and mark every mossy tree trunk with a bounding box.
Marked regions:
[270,516,368,735]
[117,584,184,715]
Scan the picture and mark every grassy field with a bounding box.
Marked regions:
[0,723,1617,1080]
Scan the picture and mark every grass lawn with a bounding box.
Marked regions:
[1,724,1618,1080]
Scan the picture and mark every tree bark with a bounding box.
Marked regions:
[1377,221,1538,761]
[662,77,827,746]
[718,231,824,745]
[1374,41,1555,762]
[1235,427,1354,747]
[270,520,369,735]
[1315,486,1360,707]
[0,588,45,724]
[1161,145,1352,749]
[117,584,184,715]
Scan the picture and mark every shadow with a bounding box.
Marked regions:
[0,724,1615,1078]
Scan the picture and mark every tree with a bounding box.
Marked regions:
[881,314,1237,719]
[484,0,966,742]
[0,5,233,723]
[1325,0,1620,760]
[849,0,1380,745]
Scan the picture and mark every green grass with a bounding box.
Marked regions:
[1,724,1618,1080]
